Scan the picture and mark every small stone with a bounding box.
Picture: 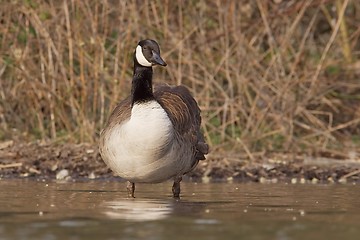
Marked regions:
[311,178,319,184]
[56,169,70,180]
[327,177,334,183]
[259,177,267,183]
[202,176,210,183]
[339,178,347,184]
[291,178,297,184]
[88,172,96,179]
[86,149,94,154]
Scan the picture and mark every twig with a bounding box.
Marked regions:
[0,163,23,169]
[310,0,350,90]
[336,0,352,63]
[339,169,360,180]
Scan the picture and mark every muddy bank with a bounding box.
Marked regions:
[0,140,359,183]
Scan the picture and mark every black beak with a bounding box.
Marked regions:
[151,51,167,66]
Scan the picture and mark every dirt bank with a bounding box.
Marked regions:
[0,140,359,183]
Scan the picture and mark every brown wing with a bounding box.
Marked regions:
[154,84,208,160]
[105,97,132,128]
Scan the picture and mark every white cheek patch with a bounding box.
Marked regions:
[135,45,152,67]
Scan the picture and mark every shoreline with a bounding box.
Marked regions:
[0,141,359,184]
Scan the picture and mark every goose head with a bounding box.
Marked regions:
[135,39,167,67]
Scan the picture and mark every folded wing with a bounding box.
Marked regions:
[154,84,209,161]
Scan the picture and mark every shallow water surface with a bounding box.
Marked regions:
[0,179,360,239]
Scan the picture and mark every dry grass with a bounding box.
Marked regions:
[0,0,360,160]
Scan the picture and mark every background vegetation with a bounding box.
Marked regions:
[0,0,359,160]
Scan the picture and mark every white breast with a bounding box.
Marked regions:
[120,101,172,153]
[102,100,182,182]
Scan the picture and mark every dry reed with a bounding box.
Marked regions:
[0,0,359,161]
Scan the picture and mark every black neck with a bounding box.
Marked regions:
[131,61,154,105]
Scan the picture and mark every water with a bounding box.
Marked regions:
[0,179,360,240]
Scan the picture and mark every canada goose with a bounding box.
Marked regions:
[99,39,208,198]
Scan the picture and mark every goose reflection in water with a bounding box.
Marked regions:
[103,199,173,221]
[103,198,207,221]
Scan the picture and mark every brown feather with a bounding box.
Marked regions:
[106,97,132,126]
[154,84,209,162]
